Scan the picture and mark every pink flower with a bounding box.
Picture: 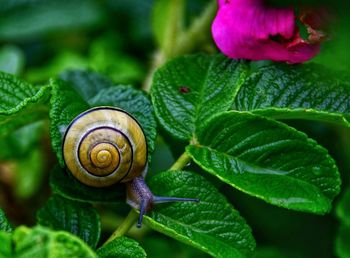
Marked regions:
[212,0,327,63]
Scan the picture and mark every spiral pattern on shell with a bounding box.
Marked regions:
[62,107,147,187]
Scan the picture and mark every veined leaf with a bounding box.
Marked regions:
[187,111,340,214]
[97,236,146,258]
[0,209,12,233]
[145,171,255,258]
[233,63,350,127]
[37,195,101,248]
[151,54,249,140]
[59,70,114,103]
[0,71,50,138]
[12,226,97,258]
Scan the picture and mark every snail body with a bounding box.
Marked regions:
[62,106,198,227]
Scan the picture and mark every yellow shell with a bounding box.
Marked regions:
[62,107,147,187]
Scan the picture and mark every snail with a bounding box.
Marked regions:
[62,106,198,227]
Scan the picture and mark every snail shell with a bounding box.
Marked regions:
[62,107,147,187]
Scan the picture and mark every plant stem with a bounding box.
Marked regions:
[142,0,217,92]
[174,0,217,56]
[142,51,166,92]
[169,152,192,171]
[103,209,139,246]
[162,0,185,58]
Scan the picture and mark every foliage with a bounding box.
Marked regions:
[0,0,349,258]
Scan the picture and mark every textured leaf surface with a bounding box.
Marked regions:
[336,224,350,258]
[145,171,255,258]
[0,209,12,233]
[59,69,114,103]
[0,71,50,137]
[151,54,249,140]
[233,63,350,127]
[97,236,146,258]
[187,111,340,214]
[50,165,125,203]
[0,0,103,40]
[12,226,97,258]
[37,195,101,248]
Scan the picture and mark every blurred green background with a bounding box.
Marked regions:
[0,0,349,257]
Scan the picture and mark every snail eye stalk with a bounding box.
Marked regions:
[127,176,200,228]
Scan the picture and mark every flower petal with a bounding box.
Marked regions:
[212,0,321,63]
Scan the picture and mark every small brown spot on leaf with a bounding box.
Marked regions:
[179,86,190,94]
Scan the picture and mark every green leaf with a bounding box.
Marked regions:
[0,209,12,233]
[0,231,12,258]
[90,85,157,154]
[0,0,104,40]
[97,236,146,258]
[50,165,125,203]
[187,111,340,214]
[0,71,49,138]
[37,195,101,248]
[0,45,24,75]
[336,187,350,226]
[145,171,255,258]
[49,79,90,166]
[232,63,350,127]
[59,70,114,103]
[336,224,350,258]
[151,54,249,141]
[12,226,97,258]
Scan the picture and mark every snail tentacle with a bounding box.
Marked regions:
[126,176,199,228]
